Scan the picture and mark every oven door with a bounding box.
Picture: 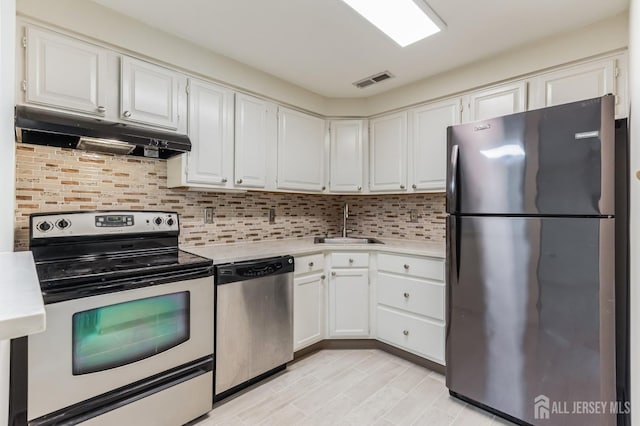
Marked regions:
[27,275,214,421]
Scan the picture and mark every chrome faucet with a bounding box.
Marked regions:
[342,203,349,238]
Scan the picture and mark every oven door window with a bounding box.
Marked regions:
[72,292,190,375]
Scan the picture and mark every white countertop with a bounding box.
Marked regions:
[0,251,46,340]
[183,237,445,264]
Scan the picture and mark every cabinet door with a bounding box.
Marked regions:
[186,79,234,186]
[409,98,461,192]
[329,269,369,337]
[25,27,107,116]
[329,120,365,193]
[121,56,181,130]
[465,81,527,122]
[530,58,618,114]
[294,273,325,351]
[277,107,326,192]
[369,111,408,192]
[234,94,277,189]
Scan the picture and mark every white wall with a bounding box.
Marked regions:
[0,0,16,422]
[628,2,639,425]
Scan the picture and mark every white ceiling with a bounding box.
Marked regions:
[92,0,628,98]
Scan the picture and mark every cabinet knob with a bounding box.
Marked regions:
[308,262,314,267]
[322,186,326,191]
[357,186,362,191]
[321,274,326,280]
[236,179,243,184]
[123,110,132,118]
[97,106,106,113]
[400,185,406,190]
[221,177,228,183]
[331,271,336,277]
[403,264,410,270]
[412,184,417,189]
[349,258,354,264]
[403,292,410,298]
[403,330,409,336]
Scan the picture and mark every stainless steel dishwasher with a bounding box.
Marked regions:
[214,255,294,399]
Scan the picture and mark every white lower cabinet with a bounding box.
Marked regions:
[294,273,325,351]
[293,254,326,351]
[329,260,370,337]
[375,253,446,365]
[376,306,445,364]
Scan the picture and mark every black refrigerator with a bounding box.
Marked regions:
[445,95,629,426]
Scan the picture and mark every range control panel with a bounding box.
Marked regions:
[31,211,179,238]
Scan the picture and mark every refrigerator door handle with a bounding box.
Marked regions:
[448,145,459,212]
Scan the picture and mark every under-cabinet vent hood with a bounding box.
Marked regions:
[14,106,191,159]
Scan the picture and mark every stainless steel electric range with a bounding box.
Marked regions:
[9,211,215,426]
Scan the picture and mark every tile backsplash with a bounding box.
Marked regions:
[14,144,446,250]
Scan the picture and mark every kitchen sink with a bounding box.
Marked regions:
[314,237,384,245]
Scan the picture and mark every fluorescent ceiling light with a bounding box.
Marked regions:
[341,0,444,47]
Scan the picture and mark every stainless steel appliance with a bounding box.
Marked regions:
[9,211,215,426]
[15,106,191,158]
[445,95,629,425]
[215,256,294,399]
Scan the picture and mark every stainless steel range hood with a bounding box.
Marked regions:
[15,106,191,159]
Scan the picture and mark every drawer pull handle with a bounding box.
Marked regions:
[349,258,354,263]
[403,264,410,270]
[403,330,409,336]
[309,262,314,267]
[123,110,132,118]
[403,292,410,298]
[331,272,336,277]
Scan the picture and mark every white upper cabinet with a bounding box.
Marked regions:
[185,79,234,187]
[24,27,108,117]
[408,98,462,192]
[369,111,408,193]
[529,56,625,118]
[329,120,366,193]
[235,94,277,189]
[464,81,527,123]
[277,107,326,192]
[120,56,183,130]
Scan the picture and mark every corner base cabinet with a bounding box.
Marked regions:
[328,253,370,338]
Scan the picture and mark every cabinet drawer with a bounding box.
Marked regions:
[376,306,444,364]
[295,253,324,276]
[331,252,369,268]
[378,253,444,281]
[377,273,444,320]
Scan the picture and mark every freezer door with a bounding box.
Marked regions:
[446,216,616,426]
[446,95,615,215]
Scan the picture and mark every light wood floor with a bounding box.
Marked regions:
[192,349,517,426]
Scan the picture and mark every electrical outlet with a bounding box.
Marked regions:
[409,209,418,223]
[203,207,214,224]
[269,208,276,224]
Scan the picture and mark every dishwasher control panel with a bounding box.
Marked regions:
[215,256,294,285]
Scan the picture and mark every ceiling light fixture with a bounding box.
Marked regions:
[341,0,445,47]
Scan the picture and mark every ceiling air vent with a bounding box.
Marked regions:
[353,71,394,89]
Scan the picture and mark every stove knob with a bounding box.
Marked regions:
[154,217,163,226]
[37,221,52,232]
[56,219,70,229]
[167,218,175,226]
